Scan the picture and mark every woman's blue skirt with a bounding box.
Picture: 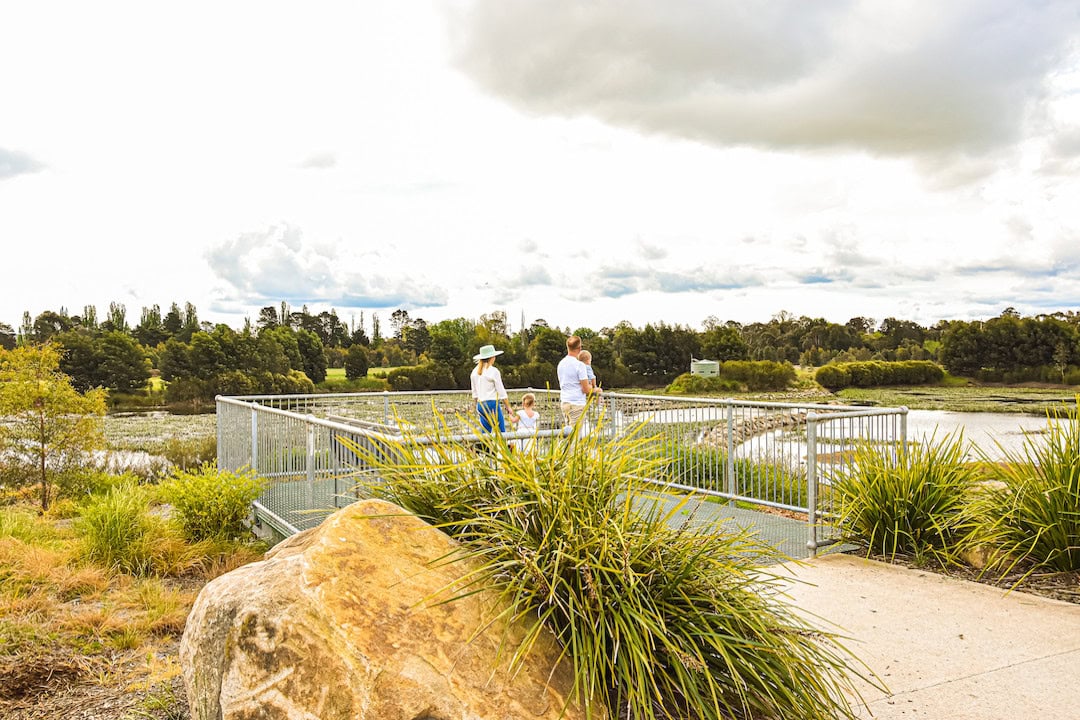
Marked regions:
[477,400,505,432]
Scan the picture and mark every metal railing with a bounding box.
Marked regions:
[217,389,907,558]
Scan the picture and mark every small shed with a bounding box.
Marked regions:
[690,358,720,377]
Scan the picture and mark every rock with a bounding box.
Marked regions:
[180,498,592,720]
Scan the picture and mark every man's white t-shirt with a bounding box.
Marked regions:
[557,355,589,405]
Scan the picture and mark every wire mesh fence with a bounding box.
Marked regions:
[218,390,907,557]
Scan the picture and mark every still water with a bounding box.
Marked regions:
[905,410,1063,459]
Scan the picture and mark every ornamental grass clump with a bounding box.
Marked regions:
[830,431,977,568]
[77,480,167,575]
[973,400,1080,573]
[344,416,870,720]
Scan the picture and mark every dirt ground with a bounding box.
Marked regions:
[0,644,188,720]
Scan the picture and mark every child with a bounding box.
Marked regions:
[579,350,598,390]
[512,392,540,451]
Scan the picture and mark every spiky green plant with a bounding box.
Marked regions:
[342,416,871,720]
[973,401,1080,573]
[831,431,977,568]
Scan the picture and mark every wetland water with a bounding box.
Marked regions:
[905,409,1063,459]
[620,406,1063,463]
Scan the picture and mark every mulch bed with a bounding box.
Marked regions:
[862,552,1080,606]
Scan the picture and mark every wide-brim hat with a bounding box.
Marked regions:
[473,344,504,361]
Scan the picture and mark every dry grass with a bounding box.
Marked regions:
[0,503,260,718]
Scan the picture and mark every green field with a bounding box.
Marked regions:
[319,366,395,391]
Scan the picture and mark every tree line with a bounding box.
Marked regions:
[2,303,1080,402]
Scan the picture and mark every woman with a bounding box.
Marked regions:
[470,344,517,432]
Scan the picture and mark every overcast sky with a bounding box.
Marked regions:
[2,1,1079,334]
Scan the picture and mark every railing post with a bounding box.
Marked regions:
[306,416,316,508]
[900,406,909,459]
[725,400,735,504]
[216,396,225,468]
[383,391,391,425]
[250,406,259,474]
[806,415,818,559]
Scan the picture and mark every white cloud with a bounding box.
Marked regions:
[0,148,43,179]
[0,2,1078,332]
[206,224,449,309]
[450,0,1080,162]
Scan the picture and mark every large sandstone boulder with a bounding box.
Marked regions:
[181,499,591,720]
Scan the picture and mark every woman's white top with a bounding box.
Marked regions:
[471,365,508,402]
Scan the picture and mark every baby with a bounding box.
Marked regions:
[579,350,597,390]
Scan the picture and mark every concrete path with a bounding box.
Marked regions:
[775,554,1080,719]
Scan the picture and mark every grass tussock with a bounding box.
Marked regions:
[344,415,871,720]
[833,432,979,568]
[973,400,1080,574]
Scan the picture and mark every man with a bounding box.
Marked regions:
[557,335,600,426]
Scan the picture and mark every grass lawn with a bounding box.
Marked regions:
[319,366,393,391]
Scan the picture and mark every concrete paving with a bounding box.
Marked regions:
[775,554,1080,719]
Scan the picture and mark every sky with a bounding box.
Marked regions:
[2,0,1079,336]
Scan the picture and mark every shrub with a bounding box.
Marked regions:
[814,364,851,390]
[720,360,796,391]
[159,462,264,542]
[210,370,259,397]
[815,360,943,390]
[664,373,740,395]
[832,432,977,567]
[972,401,1080,573]
[344,420,868,720]
[386,362,456,391]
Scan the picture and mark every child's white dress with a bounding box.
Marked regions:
[515,409,540,451]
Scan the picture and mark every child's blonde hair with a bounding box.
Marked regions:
[579,350,592,363]
[522,392,536,407]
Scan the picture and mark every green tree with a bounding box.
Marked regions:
[939,321,985,376]
[0,344,107,511]
[188,331,228,380]
[403,319,431,357]
[344,344,370,380]
[389,308,411,340]
[133,304,169,346]
[528,326,567,366]
[158,337,193,381]
[98,331,151,392]
[700,324,749,362]
[163,302,184,338]
[31,310,73,342]
[179,302,201,343]
[56,330,149,392]
[296,329,328,384]
[427,330,466,367]
[100,301,128,333]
